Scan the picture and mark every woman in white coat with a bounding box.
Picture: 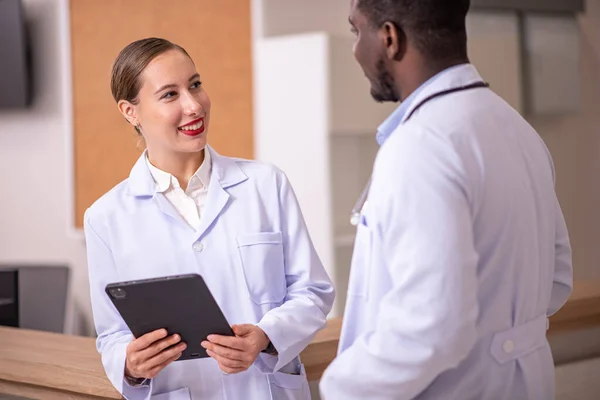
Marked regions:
[84,37,334,400]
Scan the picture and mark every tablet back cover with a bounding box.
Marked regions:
[106,273,233,360]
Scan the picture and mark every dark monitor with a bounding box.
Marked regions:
[0,269,19,327]
[0,0,31,107]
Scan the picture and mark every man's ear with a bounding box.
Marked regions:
[117,100,138,126]
[381,21,406,62]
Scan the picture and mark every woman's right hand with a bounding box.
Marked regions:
[125,329,186,379]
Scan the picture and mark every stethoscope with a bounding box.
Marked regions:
[350,81,490,226]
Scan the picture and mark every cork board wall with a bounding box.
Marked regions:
[70,0,254,228]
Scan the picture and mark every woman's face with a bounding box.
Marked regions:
[119,49,211,158]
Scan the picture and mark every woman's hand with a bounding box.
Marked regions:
[125,329,186,380]
[201,324,271,374]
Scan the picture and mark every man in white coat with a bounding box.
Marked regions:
[320,0,573,399]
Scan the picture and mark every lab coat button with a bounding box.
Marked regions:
[193,242,204,252]
[503,340,515,354]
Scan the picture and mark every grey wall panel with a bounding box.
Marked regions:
[17,266,69,333]
[472,0,584,13]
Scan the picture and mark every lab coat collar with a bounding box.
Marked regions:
[376,64,464,146]
[400,63,485,125]
[126,145,248,197]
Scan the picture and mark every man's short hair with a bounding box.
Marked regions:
[357,0,471,61]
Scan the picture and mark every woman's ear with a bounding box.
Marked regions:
[117,100,138,126]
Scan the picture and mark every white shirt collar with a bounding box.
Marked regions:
[145,148,212,193]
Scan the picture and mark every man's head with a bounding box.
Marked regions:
[349,0,471,102]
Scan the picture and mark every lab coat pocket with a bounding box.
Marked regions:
[237,232,286,305]
[151,387,191,400]
[347,222,372,299]
[268,364,310,400]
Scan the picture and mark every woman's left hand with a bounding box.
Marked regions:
[201,324,271,374]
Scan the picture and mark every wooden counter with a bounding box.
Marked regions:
[1,281,598,399]
[548,280,600,334]
[0,328,122,400]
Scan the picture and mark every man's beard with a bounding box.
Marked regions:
[370,59,400,103]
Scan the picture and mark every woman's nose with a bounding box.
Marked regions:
[183,93,202,115]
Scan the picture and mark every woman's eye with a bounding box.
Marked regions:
[350,27,358,36]
[191,81,202,89]
[161,91,177,99]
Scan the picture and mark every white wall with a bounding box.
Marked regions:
[261,0,350,37]
[530,0,600,281]
[0,0,92,335]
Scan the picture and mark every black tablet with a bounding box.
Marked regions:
[105,273,234,361]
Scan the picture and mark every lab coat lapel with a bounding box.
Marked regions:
[194,146,248,240]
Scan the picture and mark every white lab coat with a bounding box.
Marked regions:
[320,64,572,400]
[85,146,335,400]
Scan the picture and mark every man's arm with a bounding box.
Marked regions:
[321,129,479,399]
